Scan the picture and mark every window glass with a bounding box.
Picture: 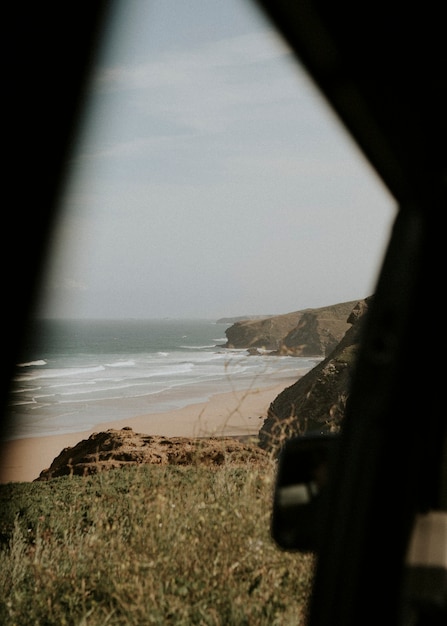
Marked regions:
[2,3,397,622]
[36,0,394,320]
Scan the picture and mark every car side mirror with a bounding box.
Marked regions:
[271,434,338,552]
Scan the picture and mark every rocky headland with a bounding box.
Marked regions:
[223,300,359,356]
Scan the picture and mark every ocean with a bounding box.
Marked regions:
[5,319,317,441]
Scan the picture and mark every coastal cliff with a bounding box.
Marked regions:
[224,311,302,351]
[224,300,359,356]
[258,297,370,451]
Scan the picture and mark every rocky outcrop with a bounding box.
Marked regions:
[258,298,370,452]
[35,428,269,480]
[224,311,303,351]
[224,300,359,356]
[275,300,360,356]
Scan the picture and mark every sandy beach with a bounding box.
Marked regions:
[0,382,288,484]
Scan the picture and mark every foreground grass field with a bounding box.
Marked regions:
[0,460,314,625]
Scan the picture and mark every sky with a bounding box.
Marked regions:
[37,0,396,320]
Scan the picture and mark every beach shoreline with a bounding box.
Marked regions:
[0,381,290,484]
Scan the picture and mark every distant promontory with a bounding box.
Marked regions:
[222,300,359,356]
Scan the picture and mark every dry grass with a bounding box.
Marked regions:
[0,460,314,625]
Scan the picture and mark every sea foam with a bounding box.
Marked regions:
[5,319,314,441]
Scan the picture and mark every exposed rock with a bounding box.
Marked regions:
[258,298,370,452]
[224,311,304,351]
[245,348,261,355]
[224,300,359,355]
[35,428,269,480]
[275,300,360,356]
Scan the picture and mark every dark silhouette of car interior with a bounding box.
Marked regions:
[3,2,446,625]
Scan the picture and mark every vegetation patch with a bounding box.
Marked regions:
[0,462,314,625]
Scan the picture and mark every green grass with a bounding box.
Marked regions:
[0,462,314,625]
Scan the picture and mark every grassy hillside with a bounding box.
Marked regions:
[0,461,313,625]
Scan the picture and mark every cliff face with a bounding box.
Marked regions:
[224,300,359,356]
[276,300,360,356]
[224,311,303,351]
[258,298,370,452]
